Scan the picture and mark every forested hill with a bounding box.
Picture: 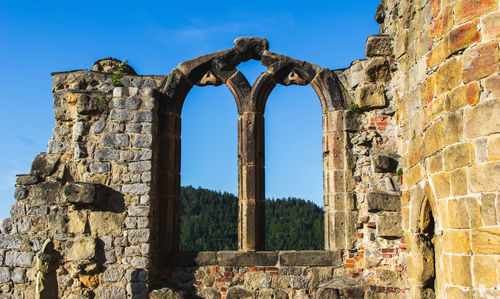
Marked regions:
[179,186,324,251]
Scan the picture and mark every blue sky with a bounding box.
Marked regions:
[0,0,380,218]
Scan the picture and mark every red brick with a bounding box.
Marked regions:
[449,21,481,53]
[455,0,498,25]
[357,233,364,238]
[378,286,386,292]
[463,41,500,83]
[483,12,500,40]
[345,263,355,268]
[356,222,363,229]
[349,272,359,278]
[256,267,264,272]
[367,222,376,228]
[248,267,256,272]
[382,253,393,258]
[345,258,355,264]
[386,287,394,292]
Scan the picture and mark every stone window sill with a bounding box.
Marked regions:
[164,250,342,267]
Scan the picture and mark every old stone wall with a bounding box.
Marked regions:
[377,0,500,297]
[333,34,409,297]
[0,62,167,298]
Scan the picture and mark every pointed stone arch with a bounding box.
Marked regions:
[155,37,354,259]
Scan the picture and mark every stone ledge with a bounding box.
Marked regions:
[164,250,342,267]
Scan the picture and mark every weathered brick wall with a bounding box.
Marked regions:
[377,0,500,297]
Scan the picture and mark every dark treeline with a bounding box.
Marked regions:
[179,186,324,251]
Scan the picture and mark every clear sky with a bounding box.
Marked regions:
[0,0,380,219]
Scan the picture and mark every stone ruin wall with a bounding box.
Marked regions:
[377,0,500,297]
[0,0,500,298]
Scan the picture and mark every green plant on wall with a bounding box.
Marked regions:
[110,59,129,87]
[350,103,361,113]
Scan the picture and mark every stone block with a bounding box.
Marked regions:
[423,119,442,158]
[488,135,500,161]
[0,235,21,249]
[464,197,482,228]
[0,267,10,283]
[365,35,392,57]
[481,193,498,226]
[127,229,150,243]
[109,110,133,122]
[442,229,471,254]
[164,251,217,266]
[30,153,60,178]
[471,227,500,254]
[448,199,470,228]
[15,175,40,186]
[133,134,153,148]
[432,5,453,40]
[443,142,474,170]
[404,164,424,188]
[89,211,124,236]
[465,99,500,139]
[63,182,102,205]
[5,251,33,267]
[11,268,25,284]
[376,214,402,238]
[462,41,500,83]
[451,255,472,287]
[435,57,462,95]
[427,36,450,69]
[427,152,442,173]
[29,182,62,205]
[217,251,278,266]
[355,84,386,110]
[94,149,119,161]
[103,267,124,282]
[482,12,500,40]
[469,162,500,192]
[366,191,401,212]
[14,187,28,200]
[66,236,96,261]
[66,211,87,234]
[473,255,497,288]
[100,134,130,148]
[364,58,391,83]
[442,111,463,147]
[226,287,253,299]
[449,21,481,54]
[122,183,150,194]
[446,286,472,298]
[450,168,468,196]
[91,119,106,134]
[445,82,479,112]
[279,250,341,266]
[454,0,498,25]
[371,154,398,173]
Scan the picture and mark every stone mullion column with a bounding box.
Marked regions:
[238,111,265,251]
[158,111,181,254]
[323,110,356,250]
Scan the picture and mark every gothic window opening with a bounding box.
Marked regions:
[264,84,324,250]
[179,86,238,251]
